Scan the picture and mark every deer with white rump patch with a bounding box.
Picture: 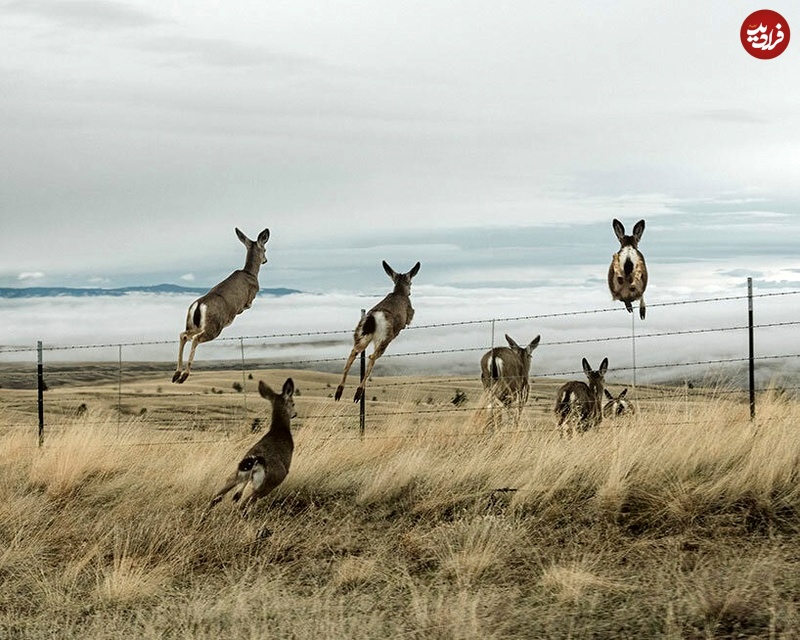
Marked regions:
[603,387,635,420]
[172,227,270,383]
[207,378,296,516]
[608,219,648,320]
[554,357,608,433]
[480,333,541,425]
[335,261,421,403]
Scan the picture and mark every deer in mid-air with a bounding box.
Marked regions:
[207,378,296,517]
[602,387,635,420]
[554,357,608,434]
[335,261,421,403]
[173,227,270,383]
[608,219,648,320]
[480,333,541,425]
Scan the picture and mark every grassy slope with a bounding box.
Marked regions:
[1,372,799,639]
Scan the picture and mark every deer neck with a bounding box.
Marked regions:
[242,251,263,278]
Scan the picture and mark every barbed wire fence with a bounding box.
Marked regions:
[1,281,799,445]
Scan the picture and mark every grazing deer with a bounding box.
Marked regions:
[335,261,421,403]
[608,219,648,320]
[480,333,541,425]
[603,387,635,420]
[207,378,296,516]
[173,227,270,383]
[554,357,608,433]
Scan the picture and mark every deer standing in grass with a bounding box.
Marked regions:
[608,219,648,320]
[480,333,540,425]
[207,378,296,516]
[173,227,270,383]
[554,357,608,434]
[335,261,421,403]
[603,387,635,420]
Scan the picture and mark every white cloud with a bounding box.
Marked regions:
[180,273,196,282]
[18,272,45,281]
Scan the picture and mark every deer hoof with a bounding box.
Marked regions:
[639,305,646,320]
[171,371,183,383]
[334,385,344,401]
[176,372,189,384]
[353,388,364,403]
[624,302,633,313]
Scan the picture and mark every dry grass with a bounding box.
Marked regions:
[1,371,800,638]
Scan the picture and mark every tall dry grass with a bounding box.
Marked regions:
[1,387,799,638]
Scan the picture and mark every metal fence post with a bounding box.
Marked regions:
[748,277,755,421]
[359,309,366,439]
[37,340,44,447]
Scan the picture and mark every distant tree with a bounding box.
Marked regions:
[232,382,243,393]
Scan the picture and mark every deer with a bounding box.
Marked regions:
[207,378,296,517]
[608,219,648,320]
[479,333,541,425]
[554,357,608,434]
[602,387,635,420]
[335,260,421,403]
[172,227,270,383]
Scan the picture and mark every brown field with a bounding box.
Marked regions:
[1,366,799,639]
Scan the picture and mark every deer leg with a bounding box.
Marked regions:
[639,297,646,320]
[172,332,189,383]
[177,336,203,384]
[206,473,239,512]
[335,346,362,401]
[624,300,633,313]
[354,346,385,403]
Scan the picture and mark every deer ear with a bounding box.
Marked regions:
[604,389,614,400]
[408,261,421,279]
[258,228,270,245]
[632,220,645,242]
[382,261,398,280]
[258,380,275,401]
[619,388,627,398]
[282,378,294,398]
[599,358,609,375]
[236,228,250,246]
[505,334,520,349]
[527,335,541,353]
[582,358,592,375]
[612,219,625,242]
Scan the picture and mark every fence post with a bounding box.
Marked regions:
[747,277,755,421]
[117,344,123,427]
[37,340,44,447]
[239,337,248,414]
[359,309,366,439]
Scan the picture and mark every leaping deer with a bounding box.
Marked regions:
[480,333,541,425]
[554,357,608,434]
[608,219,648,320]
[335,260,421,403]
[207,377,296,517]
[173,227,270,383]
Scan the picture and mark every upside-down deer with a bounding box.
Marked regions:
[335,261,421,403]
[207,378,296,516]
[173,227,270,383]
[608,219,648,320]
[554,357,608,433]
[480,333,541,425]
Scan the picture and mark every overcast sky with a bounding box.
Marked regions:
[2,0,799,294]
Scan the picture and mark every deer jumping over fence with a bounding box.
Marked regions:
[207,378,296,517]
[334,260,421,403]
[172,227,270,384]
[554,357,608,434]
[608,219,648,320]
[602,387,635,420]
[480,333,540,425]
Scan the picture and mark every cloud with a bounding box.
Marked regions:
[18,272,45,281]
[3,0,162,30]
[180,273,195,282]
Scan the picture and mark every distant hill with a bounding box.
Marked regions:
[0,284,302,299]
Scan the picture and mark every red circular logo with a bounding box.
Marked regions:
[741,10,790,59]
